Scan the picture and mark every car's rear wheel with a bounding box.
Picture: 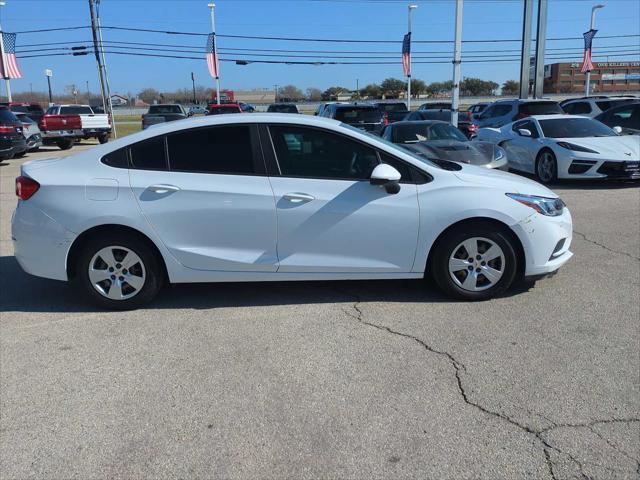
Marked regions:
[431,223,518,300]
[75,234,164,309]
[98,133,109,144]
[536,149,557,184]
[56,138,74,150]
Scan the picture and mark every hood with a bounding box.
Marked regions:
[554,135,640,160]
[408,140,495,166]
[453,163,557,198]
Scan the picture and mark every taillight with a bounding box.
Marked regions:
[15,176,40,200]
[0,125,15,133]
[383,112,389,126]
[468,123,479,132]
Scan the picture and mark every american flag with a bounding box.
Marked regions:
[0,32,22,79]
[206,33,219,78]
[402,33,411,77]
[580,29,597,74]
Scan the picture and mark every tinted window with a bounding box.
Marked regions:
[130,136,168,170]
[207,106,241,115]
[513,120,539,138]
[0,108,18,123]
[59,106,93,115]
[416,110,450,121]
[102,148,129,168]
[267,104,298,113]
[539,118,616,138]
[149,105,183,114]
[15,113,34,124]
[564,102,591,114]
[270,126,379,180]
[334,108,382,123]
[492,105,513,116]
[376,103,408,112]
[519,102,563,116]
[10,104,44,114]
[167,126,254,174]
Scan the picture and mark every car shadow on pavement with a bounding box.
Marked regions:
[0,255,535,313]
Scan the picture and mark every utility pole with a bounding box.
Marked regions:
[533,0,548,98]
[45,69,53,105]
[451,0,463,127]
[274,84,279,102]
[86,80,90,104]
[0,1,12,102]
[519,0,534,99]
[407,4,417,111]
[585,4,604,96]
[208,3,221,104]
[88,1,108,113]
[191,72,197,104]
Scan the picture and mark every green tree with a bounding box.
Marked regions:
[501,80,520,95]
[460,78,499,96]
[321,86,348,101]
[306,87,322,101]
[278,85,304,101]
[359,83,382,99]
[426,81,453,96]
[410,78,427,98]
[138,88,160,104]
[380,78,406,98]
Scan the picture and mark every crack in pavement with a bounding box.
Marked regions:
[573,230,640,261]
[335,288,640,480]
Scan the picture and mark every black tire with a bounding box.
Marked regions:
[535,149,558,184]
[74,233,164,310]
[98,133,109,144]
[14,150,27,158]
[430,222,518,301]
[56,138,74,150]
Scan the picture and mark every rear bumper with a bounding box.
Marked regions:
[82,127,111,136]
[0,136,28,157]
[42,129,83,139]
[11,202,75,281]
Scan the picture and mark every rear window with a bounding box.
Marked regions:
[267,104,298,113]
[519,102,563,116]
[10,104,44,114]
[15,113,34,124]
[129,136,168,170]
[418,110,450,121]
[377,103,408,112]
[0,108,18,123]
[102,148,129,168]
[334,108,382,123]
[595,99,634,112]
[208,107,241,115]
[149,105,182,114]
[59,106,94,115]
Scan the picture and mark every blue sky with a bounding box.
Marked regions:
[4,0,640,96]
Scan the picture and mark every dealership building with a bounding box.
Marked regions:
[543,61,640,94]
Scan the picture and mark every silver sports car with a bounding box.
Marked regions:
[381,120,508,170]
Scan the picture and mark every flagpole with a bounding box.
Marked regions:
[585,4,604,96]
[208,2,221,105]
[407,5,417,111]
[0,1,12,102]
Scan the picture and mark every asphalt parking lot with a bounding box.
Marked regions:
[1,142,638,479]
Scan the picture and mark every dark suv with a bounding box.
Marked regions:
[320,104,385,134]
[0,106,27,160]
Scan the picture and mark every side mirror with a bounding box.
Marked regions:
[370,164,401,194]
[613,126,623,134]
[518,128,532,137]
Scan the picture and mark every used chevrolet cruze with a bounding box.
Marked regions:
[12,114,573,309]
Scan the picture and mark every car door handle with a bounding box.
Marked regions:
[148,184,180,194]
[283,193,315,203]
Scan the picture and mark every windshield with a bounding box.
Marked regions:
[60,106,94,114]
[335,108,382,123]
[149,105,183,114]
[540,118,617,138]
[340,122,443,170]
[377,103,407,112]
[394,123,467,143]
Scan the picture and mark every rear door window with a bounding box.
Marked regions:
[166,126,255,175]
[492,105,513,117]
[129,136,168,170]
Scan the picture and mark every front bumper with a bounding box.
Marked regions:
[11,201,76,281]
[562,156,640,180]
[511,207,574,277]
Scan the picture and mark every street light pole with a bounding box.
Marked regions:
[585,4,604,96]
[451,0,463,127]
[0,1,12,102]
[191,72,196,104]
[407,4,417,111]
[45,69,53,105]
[208,3,221,104]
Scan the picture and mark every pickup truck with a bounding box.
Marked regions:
[46,105,111,143]
[142,104,191,129]
[38,113,83,150]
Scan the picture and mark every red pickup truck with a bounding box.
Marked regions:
[38,113,83,150]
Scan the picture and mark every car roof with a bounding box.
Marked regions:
[391,120,448,126]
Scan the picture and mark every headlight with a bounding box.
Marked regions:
[494,146,506,162]
[556,141,599,154]
[506,193,565,216]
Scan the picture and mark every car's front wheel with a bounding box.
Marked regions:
[431,223,518,300]
[536,149,558,184]
[75,233,164,309]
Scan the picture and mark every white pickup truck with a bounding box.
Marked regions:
[45,105,111,144]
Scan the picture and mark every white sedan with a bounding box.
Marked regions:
[476,115,640,183]
[12,114,573,309]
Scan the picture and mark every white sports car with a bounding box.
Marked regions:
[476,115,640,183]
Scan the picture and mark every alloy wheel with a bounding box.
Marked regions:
[88,246,146,300]
[537,152,556,183]
[448,237,505,292]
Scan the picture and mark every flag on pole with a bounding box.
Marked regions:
[0,32,23,79]
[580,29,597,74]
[206,33,219,78]
[402,33,411,77]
